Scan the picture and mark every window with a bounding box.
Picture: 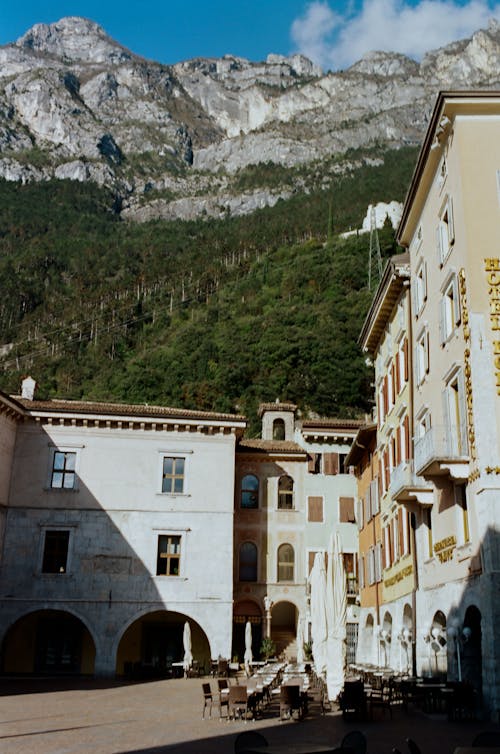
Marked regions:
[455,485,470,544]
[51,451,76,489]
[323,452,340,475]
[273,419,285,440]
[359,555,365,589]
[339,496,355,523]
[443,368,467,456]
[307,453,322,474]
[415,328,429,385]
[370,478,380,515]
[367,547,375,585]
[414,260,427,315]
[308,496,323,522]
[440,274,461,343]
[42,530,70,574]
[241,474,259,509]
[162,457,185,494]
[239,542,258,581]
[278,475,294,509]
[375,542,383,582]
[156,535,181,576]
[437,196,455,265]
[425,509,433,559]
[277,543,294,581]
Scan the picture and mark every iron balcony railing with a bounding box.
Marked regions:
[414,423,468,475]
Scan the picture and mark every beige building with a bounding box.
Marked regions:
[357,254,418,673]
[233,403,361,664]
[398,91,500,719]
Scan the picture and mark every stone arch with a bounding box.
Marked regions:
[462,604,482,694]
[428,610,447,678]
[380,610,393,668]
[115,609,211,678]
[232,600,263,664]
[271,599,299,659]
[1,608,97,675]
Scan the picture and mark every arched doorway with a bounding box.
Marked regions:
[428,610,447,678]
[271,601,297,659]
[116,610,210,678]
[380,611,392,668]
[232,600,262,664]
[462,605,482,696]
[1,610,95,675]
[401,604,413,674]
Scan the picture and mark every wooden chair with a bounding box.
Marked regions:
[279,684,304,720]
[217,658,229,678]
[339,679,367,720]
[202,683,214,719]
[228,684,249,720]
[369,680,400,719]
[202,682,227,719]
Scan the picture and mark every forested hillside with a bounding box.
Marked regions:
[0,146,418,432]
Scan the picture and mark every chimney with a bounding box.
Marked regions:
[21,376,36,401]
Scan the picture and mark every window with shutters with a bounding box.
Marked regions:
[414,260,427,315]
[364,486,372,523]
[339,496,355,523]
[415,327,429,385]
[308,496,323,522]
[437,196,455,266]
[370,478,380,515]
[277,543,294,582]
[359,555,365,589]
[455,484,470,545]
[323,452,339,475]
[278,475,294,509]
[443,367,468,457]
[440,273,461,343]
[375,542,383,582]
[367,547,376,585]
[356,497,364,530]
[308,453,322,474]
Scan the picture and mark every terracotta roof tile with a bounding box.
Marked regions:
[14,397,246,423]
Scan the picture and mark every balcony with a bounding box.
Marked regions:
[414,424,469,479]
[389,460,434,505]
[346,574,358,598]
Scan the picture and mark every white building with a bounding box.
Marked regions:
[0,384,246,677]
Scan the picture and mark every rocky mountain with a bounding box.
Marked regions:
[0,16,499,221]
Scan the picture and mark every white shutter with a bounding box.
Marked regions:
[453,274,461,325]
[447,197,455,244]
[457,369,468,454]
[439,297,446,345]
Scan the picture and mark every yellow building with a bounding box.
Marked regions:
[398,91,500,719]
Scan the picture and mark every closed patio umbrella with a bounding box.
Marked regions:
[308,551,328,677]
[296,616,305,665]
[326,532,347,700]
[244,620,253,676]
[183,621,193,674]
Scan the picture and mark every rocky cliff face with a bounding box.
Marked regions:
[0,17,499,221]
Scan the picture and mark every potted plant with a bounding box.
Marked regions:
[260,637,276,661]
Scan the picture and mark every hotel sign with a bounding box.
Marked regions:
[485,258,500,393]
[433,535,456,563]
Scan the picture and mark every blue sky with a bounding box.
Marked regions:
[0,0,499,70]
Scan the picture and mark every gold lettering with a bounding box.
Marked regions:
[495,357,500,369]
[491,302,500,315]
[488,272,500,286]
[484,258,500,271]
[490,287,500,300]
[494,342,500,354]
[491,315,500,330]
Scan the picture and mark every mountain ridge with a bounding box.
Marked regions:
[0,17,499,221]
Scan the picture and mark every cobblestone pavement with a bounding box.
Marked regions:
[0,677,497,754]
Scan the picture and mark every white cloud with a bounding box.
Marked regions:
[290,0,500,69]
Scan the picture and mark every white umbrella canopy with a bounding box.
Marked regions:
[244,620,253,676]
[308,551,328,677]
[326,532,347,700]
[182,621,193,673]
[296,616,305,665]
